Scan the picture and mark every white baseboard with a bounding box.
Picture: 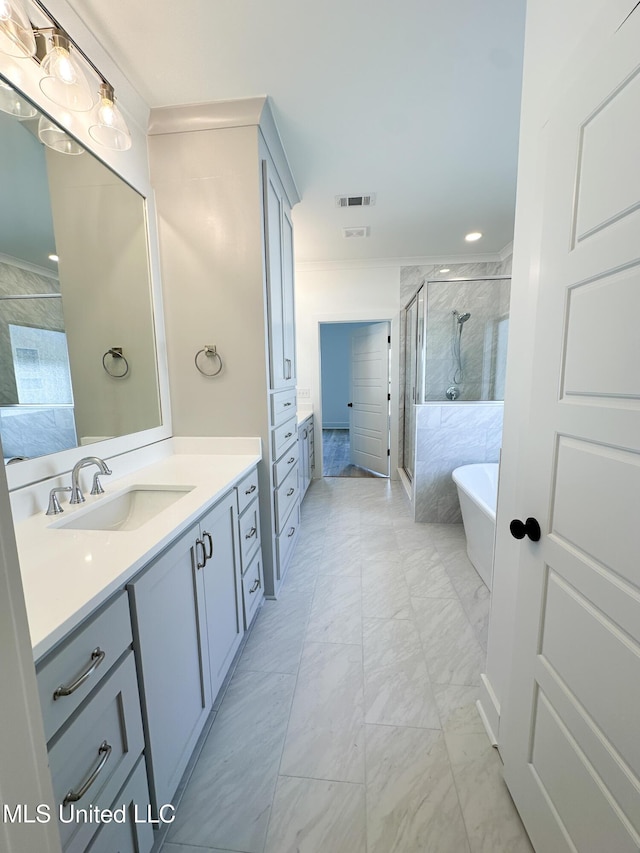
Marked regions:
[322,422,349,430]
[477,672,500,748]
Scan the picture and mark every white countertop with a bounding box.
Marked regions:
[15,450,260,661]
[297,409,314,427]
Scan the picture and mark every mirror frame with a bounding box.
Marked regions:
[0,2,172,491]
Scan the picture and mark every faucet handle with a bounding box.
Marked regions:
[90,470,111,495]
[46,486,72,516]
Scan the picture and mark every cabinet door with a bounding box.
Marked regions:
[199,491,243,701]
[263,160,296,390]
[128,526,210,811]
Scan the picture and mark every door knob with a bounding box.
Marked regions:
[347,402,353,407]
[510,517,541,542]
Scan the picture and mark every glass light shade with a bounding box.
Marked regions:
[39,30,94,112]
[0,79,37,118]
[38,114,84,155]
[89,83,131,151]
[0,0,36,57]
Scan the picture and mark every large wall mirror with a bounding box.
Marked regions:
[0,76,162,467]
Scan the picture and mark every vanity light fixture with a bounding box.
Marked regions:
[0,0,36,58]
[38,28,94,112]
[89,82,131,151]
[0,78,37,117]
[465,231,483,242]
[37,114,84,155]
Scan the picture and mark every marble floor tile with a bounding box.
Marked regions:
[434,684,486,734]
[445,732,534,853]
[236,592,312,674]
[264,775,366,853]
[305,574,362,644]
[167,670,295,852]
[280,642,365,783]
[401,548,458,599]
[363,617,440,728]
[365,724,470,853]
[317,551,363,576]
[412,597,485,686]
[362,565,412,620]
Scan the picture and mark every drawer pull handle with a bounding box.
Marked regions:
[284,432,293,439]
[287,526,296,538]
[203,531,213,560]
[287,488,295,497]
[245,526,257,539]
[245,484,257,495]
[249,578,261,594]
[53,648,105,700]
[195,538,207,570]
[287,457,295,464]
[63,741,112,807]
[284,402,292,407]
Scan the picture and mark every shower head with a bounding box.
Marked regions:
[452,310,471,324]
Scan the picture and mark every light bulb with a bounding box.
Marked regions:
[0,0,36,57]
[89,83,131,151]
[39,29,94,112]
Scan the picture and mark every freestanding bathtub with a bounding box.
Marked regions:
[451,463,499,590]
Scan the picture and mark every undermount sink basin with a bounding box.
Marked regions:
[52,485,195,532]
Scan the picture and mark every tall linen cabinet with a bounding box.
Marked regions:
[148,98,300,596]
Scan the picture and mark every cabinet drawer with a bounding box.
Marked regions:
[242,551,264,629]
[271,388,297,426]
[37,591,132,742]
[274,438,299,486]
[49,652,144,853]
[276,502,300,580]
[272,415,297,460]
[236,468,259,515]
[275,465,300,534]
[239,499,261,573]
[85,757,154,853]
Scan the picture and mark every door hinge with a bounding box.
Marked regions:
[387,393,391,401]
[387,335,391,344]
[387,448,390,456]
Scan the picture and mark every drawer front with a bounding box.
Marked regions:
[239,500,261,573]
[49,652,144,852]
[274,438,299,486]
[242,551,264,629]
[275,464,300,534]
[272,415,297,460]
[276,502,300,581]
[236,467,259,515]
[85,757,154,853]
[37,591,132,742]
[271,388,297,426]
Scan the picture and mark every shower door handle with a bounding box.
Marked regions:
[509,517,541,542]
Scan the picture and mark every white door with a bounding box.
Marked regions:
[349,323,390,476]
[502,9,640,853]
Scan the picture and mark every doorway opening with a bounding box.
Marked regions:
[319,321,391,478]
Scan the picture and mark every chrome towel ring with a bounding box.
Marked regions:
[102,347,129,378]
[195,345,223,377]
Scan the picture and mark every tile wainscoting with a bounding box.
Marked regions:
[412,402,503,523]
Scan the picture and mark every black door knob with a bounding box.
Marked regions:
[347,402,353,407]
[510,517,541,542]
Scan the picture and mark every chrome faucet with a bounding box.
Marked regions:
[70,457,112,504]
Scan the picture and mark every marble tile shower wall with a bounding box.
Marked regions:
[398,257,511,471]
[414,402,503,523]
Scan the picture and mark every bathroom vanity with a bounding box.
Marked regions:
[297,413,315,499]
[15,442,262,852]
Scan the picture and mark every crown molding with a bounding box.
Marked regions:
[295,252,505,273]
[0,253,58,281]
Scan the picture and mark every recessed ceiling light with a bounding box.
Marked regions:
[439,268,450,273]
[48,254,59,262]
[465,232,482,242]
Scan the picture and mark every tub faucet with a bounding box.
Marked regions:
[70,456,112,504]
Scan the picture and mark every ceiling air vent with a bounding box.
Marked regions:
[342,226,370,239]
[336,193,376,208]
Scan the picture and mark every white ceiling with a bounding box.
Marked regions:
[65,0,526,265]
